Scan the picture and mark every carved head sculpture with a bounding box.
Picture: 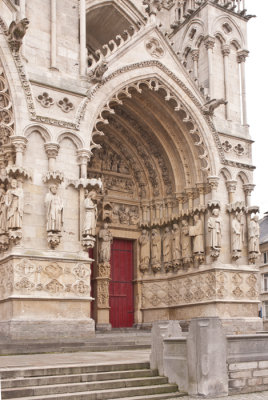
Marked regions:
[88,190,97,200]
[194,214,199,223]
[49,184,58,195]
[173,223,179,231]
[10,178,18,189]
[103,222,109,230]
[164,227,170,234]
[235,211,242,222]
[253,215,259,223]
[212,208,220,217]
[182,219,188,227]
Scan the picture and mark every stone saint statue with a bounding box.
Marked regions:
[248,215,260,255]
[207,208,221,250]
[0,185,6,234]
[189,215,204,254]
[99,222,113,263]
[163,227,172,268]
[232,211,243,254]
[138,230,150,272]
[172,223,181,266]
[45,184,63,232]
[83,190,97,236]
[181,219,192,265]
[151,228,161,272]
[6,178,24,230]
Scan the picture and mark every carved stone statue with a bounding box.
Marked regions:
[151,228,161,272]
[8,18,29,51]
[172,223,181,268]
[248,215,260,263]
[181,219,192,267]
[201,98,227,116]
[208,208,221,258]
[87,61,108,84]
[189,215,204,263]
[138,230,150,273]
[0,184,6,234]
[45,184,63,232]
[6,178,24,230]
[163,227,172,272]
[83,190,97,236]
[232,211,244,259]
[99,222,113,263]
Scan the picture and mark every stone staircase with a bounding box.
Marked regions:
[1,361,186,400]
[0,329,152,355]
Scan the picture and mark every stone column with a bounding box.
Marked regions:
[79,0,86,76]
[237,49,249,126]
[222,44,231,120]
[44,142,59,172]
[191,48,199,83]
[243,183,255,207]
[226,180,237,204]
[204,36,215,99]
[207,176,219,200]
[77,149,91,179]
[11,136,27,167]
[50,0,57,70]
[95,262,111,331]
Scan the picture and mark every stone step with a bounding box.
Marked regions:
[2,369,157,389]
[3,383,179,400]
[2,376,169,399]
[0,362,150,379]
[112,393,186,400]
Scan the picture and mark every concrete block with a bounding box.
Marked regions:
[187,317,228,398]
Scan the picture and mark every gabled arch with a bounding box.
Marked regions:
[211,15,245,48]
[57,131,84,149]
[236,171,250,185]
[24,124,52,143]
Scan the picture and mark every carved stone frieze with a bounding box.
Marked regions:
[36,92,54,108]
[57,97,74,113]
[97,280,109,308]
[141,269,259,309]
[0,259,93,300]
[112,203,139,225]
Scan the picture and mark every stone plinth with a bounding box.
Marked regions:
[0,255,95,340]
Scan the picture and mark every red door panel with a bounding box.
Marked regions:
[110,239,134,328]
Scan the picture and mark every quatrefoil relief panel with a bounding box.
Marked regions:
[222,140,232,153]
[36,92,54,108]
[234,143,245,156]
[57,97,74,113]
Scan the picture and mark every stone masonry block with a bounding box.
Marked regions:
[229,370,252,379]
[259,361,268,368]
[229,378,246,388]
[253,369,268,377]
[229,362,258,371]
[247,377,263,386]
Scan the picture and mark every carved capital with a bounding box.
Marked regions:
[207,176,219,190]
[44,143,60,159]
[77,149,91,165]
[185,187,195,199]
[11,136,28,153]
[196,183,206,195]
[191,48,199,61]
[204,35,215,50]
[222,45,231,57]
[237,49,249,63]
[243,184,255,195]
[226,180,237,193]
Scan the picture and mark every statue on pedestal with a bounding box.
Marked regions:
[99,222,113,263]
[232,211,244,260]
[248,215,260,264]
[181,219,192,268]
[83,190,98,237]
[189,214,204,264]
[172,223,181,269]
[208,208,221,259]
[151,228,161,273]
[138,230,150,273]
[163,227,172,272]
[6,178,24,231]
[45,184,63,248]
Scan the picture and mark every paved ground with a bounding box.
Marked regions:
[0,350,268,399]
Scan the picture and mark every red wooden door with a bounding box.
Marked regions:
[110,239,134,328]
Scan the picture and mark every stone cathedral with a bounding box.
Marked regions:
[0,0,261,341]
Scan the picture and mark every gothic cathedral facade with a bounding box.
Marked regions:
[0,0,261,340]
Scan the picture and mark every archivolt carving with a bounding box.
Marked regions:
[0,59,14,145]
[92,77,210,172]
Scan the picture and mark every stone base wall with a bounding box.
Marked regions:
[0,255,95,340]
[228,361,268,394]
